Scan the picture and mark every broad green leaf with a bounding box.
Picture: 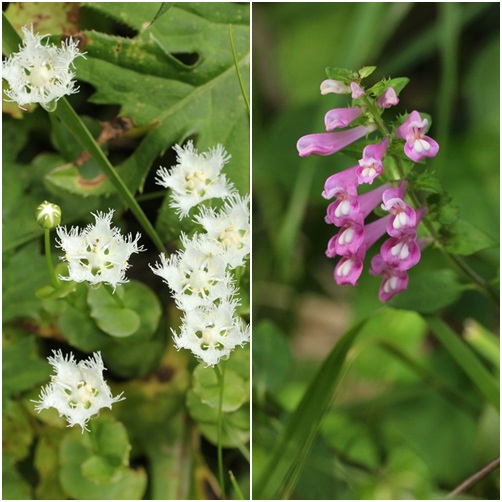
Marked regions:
[34,431,67,500]
[59,417,147,500]
[253,316,369,500]
[74,3,250,195]
[149,3,174,26]
[3,328,51,398]
[35,281,77,300]
[192,364,248,412]
[3,400,34,462]
[390,269,464,314]
[2,457,32,500]
[426,315,500,411]
[368,76,410,97]
[87,281,161,341]
[358,65,377,78]
[443,219,497,255]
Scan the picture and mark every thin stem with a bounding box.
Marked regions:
[44,229,59,288]
[228,470,245,500]
[364,96,498,305]
[55,99,167,255]
[214,363,227,499]
[229,24,250,115]
[447,457,500,498]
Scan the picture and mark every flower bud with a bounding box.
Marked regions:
[36,201,62,229]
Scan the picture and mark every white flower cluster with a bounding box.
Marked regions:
[151,143,250,366]
[33,350,125,432]
[56,209,143,290]
[155,141,235,217]
[2,25,85,110]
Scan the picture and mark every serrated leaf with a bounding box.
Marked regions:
[324,66,356,83]
[74,3,250,195]
[369,77,410,97]
[443,219,497,255]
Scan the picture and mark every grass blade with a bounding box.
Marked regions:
[253,316,369,499]
[425,315,499,412]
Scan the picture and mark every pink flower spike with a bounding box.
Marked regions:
[297,125,375,158]
[320,79,351,95]
[334,252,364,286]
[380,232,421,271]
[356,138,390,184]
[350,82,365,99]
[322,165,359,200]
[395,110,439,162]
[377,87,399,108]
[324,106,363,131]
[369,254,409,302]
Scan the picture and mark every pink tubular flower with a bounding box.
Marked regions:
[380,231,421,271]
[297,124,375,158]
[320,79,350,95]
[326,195,360,227]
[350,82,365,99]
[333,215,390,286]
[370,253,409,302]
[322,165,359,200]
[381,182,417,236]
[377,87,399,108]
[395,110,439,162]
[324,106,363,131]
[329,220,365,256]
[356,137,390,184]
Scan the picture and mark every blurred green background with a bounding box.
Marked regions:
[252,2,499,499]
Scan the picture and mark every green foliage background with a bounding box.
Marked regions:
[252,3,499,500]
[2,2,250,500]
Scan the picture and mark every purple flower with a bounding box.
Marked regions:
[356,138,390,184]
[326,195,360,227]
[395,111,439,162]
[297,125,375,158]
[324,106,363,131]
[320,79,350,95]
[322,165,359,200]
[350,82,365,99]
[370,253,409,302]
[377,87,399,109]
[381,182,417,236]
[328,220,365,256]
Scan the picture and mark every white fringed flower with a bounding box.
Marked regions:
[56,210,143,290]
[2,25,85,110]
[173,303,250,367]
[150,245,234,311]
[155,141,235,218]
[33,351,125,432]
[193,194,250,269]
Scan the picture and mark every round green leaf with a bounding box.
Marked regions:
[81,455,123,485]
[92,306,141,338]
[192,364,248,412]
[35,281,77,300]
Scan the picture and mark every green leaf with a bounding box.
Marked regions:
[192,365,248,412]
[2,328,51,398]
[390,269,464,314]
[87,281,161,341]
[2,400,35,462]
[74,3,250,195]
[426,315,500,412]
[252,320,292,397]
[368,76,410,97]
[253,316,369,500]
[35,281,77,300]
[34,431,67,500]
[358,65,377,78]
[2,457,32,500]
[149,3,174,26]
[59,417,147,500]
[443,219,497,255]
[325,66,357,83]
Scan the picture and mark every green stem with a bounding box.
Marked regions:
[229,24,250,115]
[364,97,498,305]
[55,99,166,254]
[214,363,227,499]
[44,229,59,288]
[228,470,245,500]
